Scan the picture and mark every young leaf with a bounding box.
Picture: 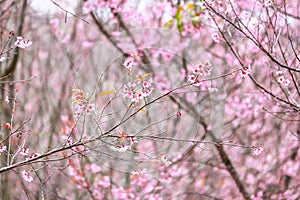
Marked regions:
[99,90,116,96]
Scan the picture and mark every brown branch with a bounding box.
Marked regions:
[1,0,27,78]
[49,0,89,24]
[203,0,300,73]
[90,11,129,57]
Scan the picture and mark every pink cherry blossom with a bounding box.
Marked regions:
[123,57,135,71]
[14,36,32,49]
[253,146,264,155]
[212,33,220,43]
[22,170,33,182]
[0,145,7,153]
[90,163,102,173]
[20,147,29,156]
[263,0,273,7]
[240,64,252,78]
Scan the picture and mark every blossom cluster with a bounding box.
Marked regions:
[263,0,273,7]
[123,75,154,103]
[22,170,33,183]
[240,64,252,78]
[123,55,154,104]
[72,89,95,119]
[275,71,290,87]
[68,160,112,199]
[110,130,137,153]
[20,147,30,156]
[14,36,32,49]
[187,62,213,86]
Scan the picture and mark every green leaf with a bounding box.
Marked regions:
[175,7,184,33]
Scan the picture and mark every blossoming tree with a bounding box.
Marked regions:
[0,0,300,199]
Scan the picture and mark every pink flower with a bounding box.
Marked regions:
[275,70,283,77]
[22,170,33,182]
[85,103,95,115]
[275,70,289,86]
[0,145,7,153]
[253,146,264,155]
[128,81,136,87]
[240,64,252,78]
[50,18,59,29]
[251,191,263,200]
[26,152,40,161]
[20,147,29,156]
[277,76,285,84]
[72,89,96,118]
[98,176,111,188]
[91,164,101,173]
[188,74,196,82]
[161,51,174,62]
[14,36,32,49]
[142,81,151,88]
[212,33,220,43]
[188,74,201,86]
[0,57,5,62]
[142,88,153,97]
[123,86,129,93]
[127,91,134,99]
[284,79,290,86]
[158,153,171,165]
[66,138,73,146]
[123,57,135,71]
[263,0,273,7]
[191,62,213,78]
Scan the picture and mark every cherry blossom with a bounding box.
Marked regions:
[14,36,32,49]
[123,57,135,72]
[97,176,111,188]
[0,145,7,153]
[72,89,96,119]
[123,68,154,104]
[1,1,300,199]
[22,170,33,183]
[275,70,290,86]
[211,33,220,43]
[263,0,273,7]
[188,62,213,86]
[90,163,102,173]
[20,147,29,156]
[253,146,264,156]
[26,152,40,161]
[240,64,252,78]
